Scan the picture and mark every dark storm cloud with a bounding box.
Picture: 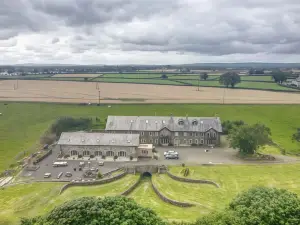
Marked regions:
[1,0,300,60]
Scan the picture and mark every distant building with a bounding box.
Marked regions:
[105,115,222,146]
[291,76,300,87]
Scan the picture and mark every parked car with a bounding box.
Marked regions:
[57,172,63,179]
[165,154,179,160]
[164,150,178,156]
[98,161,104,166]
[65,172,72,177]
[44,173,51,178]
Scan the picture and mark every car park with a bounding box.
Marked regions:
[65,172,72,177]
[44,173,51,178]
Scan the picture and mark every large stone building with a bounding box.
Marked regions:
[57,132,144,159]
[105,115,222,146]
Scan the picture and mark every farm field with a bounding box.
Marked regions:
[51,73,100,78]
[1,102,300,172]
[0,80,300,105]
[91,77,182,85]
[1,164,300,224]
[99,73,163,78]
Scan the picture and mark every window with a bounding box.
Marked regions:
[195,132,198,136]
[118,151,126,157]
[190,132,193,136]
[149,132,153,136]
[178,119,184,125]
[207,133,210,138]
[142,150,148,154]
[141,131,144,136]
[95,151,102,156]
[192,120,198,126]
[141,139,146,143]
[201,133,204,137]
[195,139,198,144]
[184,132,187,137]
[155,132,159,136]
[83,150,90,156]
[175,132,179,136]
[200,139,204,144]
[155,139,158,144]
[213,132,216,138]
[189,139,193,144]
[106,151,114,157]
[71,150,78,156]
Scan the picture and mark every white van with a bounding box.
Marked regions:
[44,173,51,178]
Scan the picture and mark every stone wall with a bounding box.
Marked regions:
[59,171,127,195]
[151,178,194,207]
[121,175,142,196]
[126,165,167,174]
[166,171,220,188]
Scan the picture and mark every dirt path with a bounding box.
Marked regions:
[0,80,300,104]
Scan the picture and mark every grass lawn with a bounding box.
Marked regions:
[101,73,163,79]
[1,103,300,171]
[151,164,300,222]
[41,77,86,81]
[0,175,138,225]
[240,76,273,81]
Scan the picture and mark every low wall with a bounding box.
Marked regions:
[34,149,52,164]
[166,171,220,188]
[121,175,142,196]
[102,167,124,178]
[151,178,194,207]
[59,171,127,195]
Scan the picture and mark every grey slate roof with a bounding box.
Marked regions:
[105,116,222,132]
[57,132,140,146]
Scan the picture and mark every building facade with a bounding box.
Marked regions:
[105,115,222,147]
[57,132,140,159]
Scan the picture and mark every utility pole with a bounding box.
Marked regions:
[98,90,100,105]
[222,88,225,104]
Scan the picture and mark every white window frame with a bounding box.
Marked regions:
[195,139,198,144]
[207,133,210,138]
[149,132,153,136]
[189,139,193,144]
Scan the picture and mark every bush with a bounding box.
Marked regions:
[161,74,168,79]
[183,168,190,177]
[64,154,70,158]
[168,143,173,146]
[153,155,158,160]
[152,148,157,153]
[78,155,82,158]
[222,120,245,135]
[89,155,94,158]
[191,143,197,146]
[182,163,185,167]
[114,155,118,160]
[40,132,57,145]
[97,172,103,179]
[101,155,106,159]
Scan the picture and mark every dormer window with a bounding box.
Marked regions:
[178,119,184,125]
[192,120,198,126]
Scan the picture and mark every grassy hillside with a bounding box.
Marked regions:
[0,103,300,172]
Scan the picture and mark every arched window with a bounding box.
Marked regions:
[118,151,127,157]
[71,150,78,156]
[106,151,114,157]
[95,151,102,156]
[192,120,198,126]
[83,150,90,156]
[178,119,184,125]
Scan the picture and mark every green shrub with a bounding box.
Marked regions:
[97,172,103,179]
[78,155,82,158]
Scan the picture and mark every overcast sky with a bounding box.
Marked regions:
[1,0,300,65]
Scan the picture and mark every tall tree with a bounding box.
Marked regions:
[219,72,241,88]
[229,187,300,225]
[271,70,288,83]
[228,123,271,154]
[200,72,208,80]
[21,196,166,225]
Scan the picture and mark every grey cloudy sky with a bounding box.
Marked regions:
[1,0,300,64]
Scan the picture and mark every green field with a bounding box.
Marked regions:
[90,77,183,85]
[0,175,139,225]
[1,164,300,224]
[100,73,163,79]
[1,103,300,172]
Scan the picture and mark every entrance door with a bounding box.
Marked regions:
[160,137,170,145]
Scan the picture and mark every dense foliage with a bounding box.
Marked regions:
[219,72,241,88]
[50,117,92,137]
[271,71,288,83]
[228,123,271,154]
[222,120,245,135]
[21,196,166,225]
[229,187,300,225]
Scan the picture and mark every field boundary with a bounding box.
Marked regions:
[121,175,142,196]
[166,171,220,188]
